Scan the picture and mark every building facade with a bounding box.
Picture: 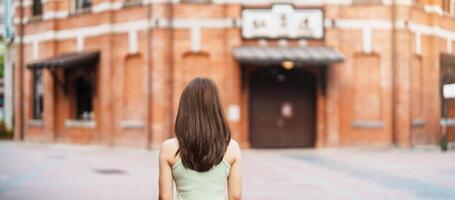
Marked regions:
[13,0,455,148]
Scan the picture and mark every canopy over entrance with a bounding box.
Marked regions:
[233,46,344,65]
[26,50,100,95]
[27,51,100,70]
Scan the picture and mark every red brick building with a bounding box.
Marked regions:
[13,0,455,148]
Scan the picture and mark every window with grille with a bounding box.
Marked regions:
[33,70,44,119]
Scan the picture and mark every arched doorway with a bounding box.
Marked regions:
[249,66,316,148]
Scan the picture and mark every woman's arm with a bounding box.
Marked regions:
[227,140,242,200]
[158,141,174,200]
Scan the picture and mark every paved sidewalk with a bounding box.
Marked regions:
[0,141,454,200]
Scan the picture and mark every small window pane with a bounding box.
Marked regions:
[32,0,42,16]
[75,76,93,120]
[75,0,92,11]
[33,70,44,119]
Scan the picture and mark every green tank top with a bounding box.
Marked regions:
[172,159,231,200]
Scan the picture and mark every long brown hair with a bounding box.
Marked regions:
[174,77,231,172]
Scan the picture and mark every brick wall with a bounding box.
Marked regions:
[13,1,455,148]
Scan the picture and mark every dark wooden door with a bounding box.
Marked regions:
[249,67,316,148]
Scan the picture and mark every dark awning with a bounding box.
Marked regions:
[233,46,344,65]
[27,50,100,70]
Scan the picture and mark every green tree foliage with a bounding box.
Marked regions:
[0,55,4,78]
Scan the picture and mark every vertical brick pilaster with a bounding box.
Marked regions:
[394,29,413,147]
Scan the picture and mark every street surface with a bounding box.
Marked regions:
[0,141,454,200]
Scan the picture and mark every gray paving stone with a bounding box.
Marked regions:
[0,141,454,200]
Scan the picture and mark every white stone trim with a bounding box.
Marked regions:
[20,20,148,44]
[32,41,39,60]
[351,120,384,129]
[423,4,443,15]
[18,18,235,44]
[412,119,425,127]
[14,0,358,8]
[211,0,353,5]
[233,18,242,28]
[57,23,112,40]
[382,0,413,6]
[114,20,150,32]
[336,19,393,29]
[409,23,455,40]
[448,39,453,54]
[141,0,165,4]
[190,27,201,52]
[336,19,455,41]
[10,0,451,19]
[13,17,30,25]
[173,18,233,29]
[92,2,123,13]
[20,31,55,44]
[10,0,431,8]
[64,119,96,128]
[13,0,57,8]
[128,30,139,54]
[324,18,333,28]
[76,35,84,51]
[13,0,33,8]
[394,20,407,29]
[28,119,44,127]
[436,26,455,40]
[43,11,69,20]
[415,32,422,55]
[408,22,434,36]
[441,118,455,127]
[156,18,169,28]
[13,1,450,23]
[362,27,372,54]
[120,120,145,129]
[16,18,455,49]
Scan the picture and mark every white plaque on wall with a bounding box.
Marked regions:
[227,105,240,122]
[242,4,324,39]
[443,83,455,99]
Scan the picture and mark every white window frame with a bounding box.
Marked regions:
[70,0,92,14]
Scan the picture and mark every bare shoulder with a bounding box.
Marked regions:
[228,139,241,152]
[159,138,179,165]
[225,139,241,165]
